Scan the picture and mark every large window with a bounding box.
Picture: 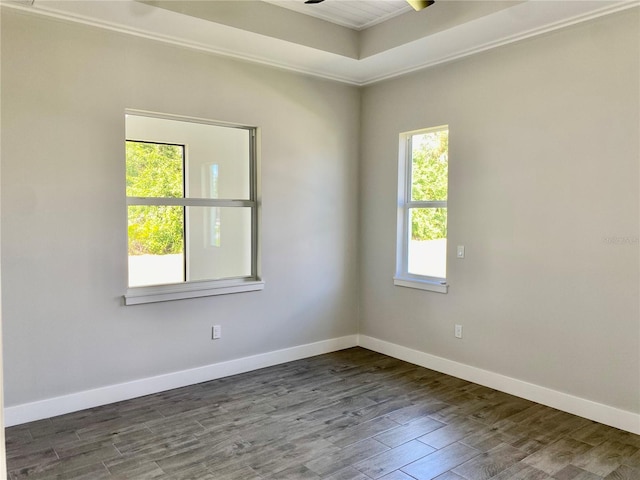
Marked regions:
[124,111,262,305]
[395,126,449,293]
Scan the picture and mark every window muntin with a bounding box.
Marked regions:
[124,111,261,303]
[395,126,449,292]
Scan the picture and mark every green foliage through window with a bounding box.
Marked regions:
[410,130,448,241]
[126,141,185,256]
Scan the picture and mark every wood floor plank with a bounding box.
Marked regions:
[5,348,640,480]
[5,447,58,471]
[386,401,448,425]
[622,448,640,468]
[431,472,467,480]
[483,462,550,480]
[571,439,639,477]
[401,442,481,480]
[451,442,528,480]
[353,439,435,479]
[417,416,487,449]
[103,458,165,479]
[552,465,603,480]
[374,415,445,448]
[522,437,594,475]
[603,464,640,480]
[264,464,320,479]
[247,438,339,476]
[304,437,389,476]
[322,466,371,480]
[325,415,400,448]
[206,464,262,480]
[379,470,421,480]
[11,448,117,480]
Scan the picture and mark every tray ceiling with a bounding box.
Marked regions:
[262,0,412,30]
[2,0,637,85]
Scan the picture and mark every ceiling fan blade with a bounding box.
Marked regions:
[302,0,434,13]
[407,0,434,11]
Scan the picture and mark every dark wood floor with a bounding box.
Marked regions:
[5,347,640,480]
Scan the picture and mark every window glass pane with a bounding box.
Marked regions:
[411,130,448,202]
[126,114,250,200]
[128,205,184,287]
[408,207,447,278]
[186,207,252,282]
[126,141,183,198]
[186,128,250,200]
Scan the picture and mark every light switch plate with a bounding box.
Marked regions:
[455,324,463,338]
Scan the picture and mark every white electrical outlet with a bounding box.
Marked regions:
[455,324,463,339]
[212,325,221,340]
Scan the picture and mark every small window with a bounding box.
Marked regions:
[124,111,262,305]
[395,126,449,293]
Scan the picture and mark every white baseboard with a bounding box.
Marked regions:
[358,335,640,435]
[4,335,359,427]
[7,333,639,435]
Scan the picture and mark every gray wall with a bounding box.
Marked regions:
[359,10,639,413]
[2,6,639,419]
[1,10,360,407]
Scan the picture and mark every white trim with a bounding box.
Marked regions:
[358,335,640,435]
[0,35,6,467]
[393,277,448,294]
[4,335,359,427]
[124,279,265,305]
[395,127,449,291]
[6,333,639,434]
[360,1,640,86]
[1,1,637,86]
[124,111,261,305]
[0,0,362,85]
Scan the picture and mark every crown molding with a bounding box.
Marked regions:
[356,0,640,85]
[2,0,638,86]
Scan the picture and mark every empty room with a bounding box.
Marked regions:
[1,0,639,478]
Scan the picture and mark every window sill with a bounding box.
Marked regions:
[124,278,264,305]
[393,277,448,294]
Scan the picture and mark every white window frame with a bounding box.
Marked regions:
[124,110,263,305]
[394,126,449,294]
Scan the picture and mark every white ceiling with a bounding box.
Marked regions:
[3,0,638,85]
[263,0,412,30]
